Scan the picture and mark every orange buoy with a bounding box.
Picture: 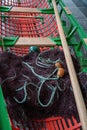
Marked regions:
[57,68,65,78]
[55,62,62,68]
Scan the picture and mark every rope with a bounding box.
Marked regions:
[19,61,65,107]
[0,72,16,86]
[36,50,63,68]
[38,79,57,107]
[22,61,58,81]
[13,81,27,104]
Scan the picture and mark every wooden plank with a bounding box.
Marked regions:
[11,7,41,13]
[15,37,56,47]
[52,0,87,130]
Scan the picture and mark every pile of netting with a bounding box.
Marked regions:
[0,48,87,127]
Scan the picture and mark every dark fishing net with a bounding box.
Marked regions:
[0,48,86,127]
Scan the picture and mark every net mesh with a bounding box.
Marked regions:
[1,13,58,37]
[0,49,82,130]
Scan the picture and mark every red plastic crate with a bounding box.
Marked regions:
[0,13,59,38]
[11,116,81,130]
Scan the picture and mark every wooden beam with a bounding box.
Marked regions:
[52,0,87,130]
[11,7,41,13]
[15,37,56,47]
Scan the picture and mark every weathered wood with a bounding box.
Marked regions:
[11,7,41,13]
[15,37,56,47]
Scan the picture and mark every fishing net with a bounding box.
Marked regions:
[0,48,86,129]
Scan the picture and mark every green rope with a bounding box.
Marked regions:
[23,74,31,81]
[22,61,62,107]
[1,72,16,85]
[13,82,27,104]
[36,50,63,68]
[38,79,57,107]
[0,50,66,109]
[13,81,39,104]
[27,82,39,89]
[55,80,66,92]
[10,55,65,107]
[22,61,58,81]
